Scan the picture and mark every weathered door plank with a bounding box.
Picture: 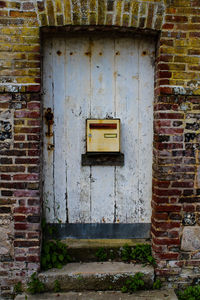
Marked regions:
[114,37,139,223]
[138,39,154,222]
[43,38,54,222]
[64,37,91,223]
[90,37,115,223]
[43,35,154,226]
[53,38,67,222]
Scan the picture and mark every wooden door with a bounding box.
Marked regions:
[43,34,155,238]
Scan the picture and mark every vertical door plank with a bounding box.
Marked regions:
[43,38,55,223]
[43,35,154,227]
[52,37,67,222]
[90,37,115,223]
[115,37,139,223]
[138,39,154,223]
[65,37,91,223]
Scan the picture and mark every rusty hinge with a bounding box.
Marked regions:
[44,107,54,137]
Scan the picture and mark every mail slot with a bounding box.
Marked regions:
[86,119,120,152]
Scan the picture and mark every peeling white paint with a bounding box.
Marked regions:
[43,36,154,225]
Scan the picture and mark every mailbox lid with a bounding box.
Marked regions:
[86,119,120,152]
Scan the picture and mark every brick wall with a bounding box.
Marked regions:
[0,0,200,297]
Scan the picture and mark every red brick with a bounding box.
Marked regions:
[13,190,39,197]
[162,24,174,30]
[172,182,194,188]
[26,85,41,92]
[152,212,169,220]
[14,241,40,247]
[153,204,181,212]
[156,253,179,260]
[165,15,188,23]
[27,102,40,110]
[152,220,180,230]
[14,206,40,214]
[15,158,39,164]
[156,128,183,134]
[154,189,182,196]
[13,174,38,181]
[14,216,26,222]
[156,113,184,119]
[153,237,180,246]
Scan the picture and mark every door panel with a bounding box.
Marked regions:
[43,35,155,226]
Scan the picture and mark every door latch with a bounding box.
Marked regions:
[44,107,54,137]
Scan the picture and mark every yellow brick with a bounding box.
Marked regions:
[193,89,200,95]
[39,13,48,26]
[173,72,198,80]
[98,0,106,25]
[0,52,26,60]
[168,64,186,71]
[115,0,122,26]
[174,48,187,55]
[15,77,40,84]
[175,40,188,47]
[161,47,175,54]
[189,39,200,48]
[0,61,12,68]
[131,2,139,27]
[0,69,28,76]
[174,56,199,64]
[169,80,185,86]
[28,69,40,76]
[140,2,147,16]
[90,0,97,12]
[170,0,191,6]
[72,0,81,25]
[64,0,72,24]
[55,0,62,13]
[13,45,40,52]
[27,54,40,61]
[0,44,13,51]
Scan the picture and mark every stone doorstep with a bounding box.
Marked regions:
[64,238,151,262]
[15,290,178,300]
[38,262,154,292]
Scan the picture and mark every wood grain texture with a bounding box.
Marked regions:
[43,35,154,225]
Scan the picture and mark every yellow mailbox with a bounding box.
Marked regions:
[86,119,120,152]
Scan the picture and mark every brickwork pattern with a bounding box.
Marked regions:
[0,0,200,297]
[0,93,41,298]
[153,95,200,287]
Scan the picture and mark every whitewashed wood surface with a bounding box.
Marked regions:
[43,35,154,224]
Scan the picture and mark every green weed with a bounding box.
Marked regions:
[13,282,23,295]
[95,247,108,261]
[41,240,71,270]
[153,279,162,290]
[121,272,145,293]
[53,280,61,293]
[177,285,200,300]
[27,273,45,294]
[121,244,156,266]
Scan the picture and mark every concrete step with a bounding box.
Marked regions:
[64,238,150,262]
[38,262,154,292]
[16,290,178,300]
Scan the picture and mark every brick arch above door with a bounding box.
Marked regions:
[36,0,165,30]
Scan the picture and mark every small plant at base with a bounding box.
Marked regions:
[177,285,200,300]
[41,240,71,270]
[121,272,145,293]
[14,282,23,295]
[95,247,108,261]
[53,280,61,293]
[121,244,132,262]
[153,279,162,290]
[27,273,45,294]
[121,244,156,266]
